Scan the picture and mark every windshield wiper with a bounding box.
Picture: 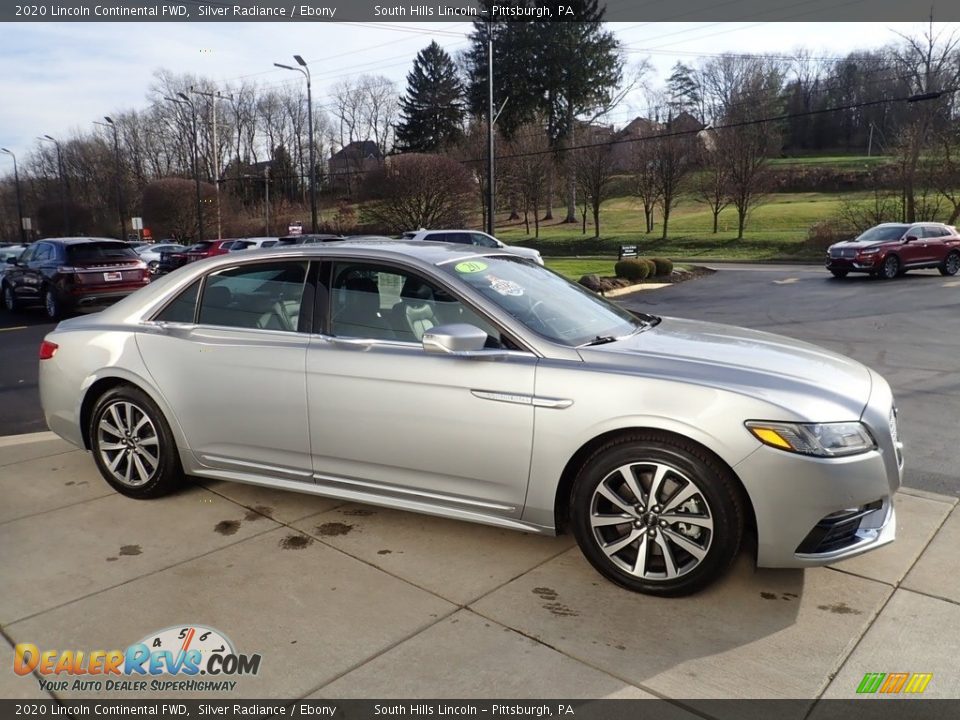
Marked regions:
[580,335,620,347]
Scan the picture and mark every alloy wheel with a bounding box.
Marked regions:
[947,253,960,276]
[882,256,899,279]
[589,462,713,581]
[96,401,161,487]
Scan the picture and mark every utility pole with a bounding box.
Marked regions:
[264,165,271,235]
[486,20,495,237]
[274,56,318,233]
[193,88,231,240]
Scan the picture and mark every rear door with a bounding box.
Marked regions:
[920,225,950,264]
[137,260,315,479]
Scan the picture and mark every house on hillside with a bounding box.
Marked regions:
[610,112,706,170]
[329,141,383,192]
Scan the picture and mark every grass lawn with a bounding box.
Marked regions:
[767,155,894,168]
[497,191,870,260]
[543,258,618,279]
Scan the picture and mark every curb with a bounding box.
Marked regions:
[0,431,60,448]
[603,282,672,298]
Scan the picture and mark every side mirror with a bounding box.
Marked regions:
[422,324,489,355]
[5,256,17,265]
[904,235,919,243]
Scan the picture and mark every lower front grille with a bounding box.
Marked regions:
[796,500,884,554]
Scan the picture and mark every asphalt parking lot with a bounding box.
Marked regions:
[2,263,959,710]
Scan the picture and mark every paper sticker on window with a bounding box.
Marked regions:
[486,275,524,296]
[455,261,488,273]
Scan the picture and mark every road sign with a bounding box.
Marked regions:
[21,217,31,231]
[131,217,143,230]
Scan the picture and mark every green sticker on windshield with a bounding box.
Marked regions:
[455,261,488,273]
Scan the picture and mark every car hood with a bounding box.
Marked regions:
[577,316,873,421]
[830,239,888,249]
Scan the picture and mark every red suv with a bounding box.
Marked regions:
[184,239,240,263]
[826,223,960,279]
[2,238,150,320]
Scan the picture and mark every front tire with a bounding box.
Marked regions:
[880,255,900,280]
[940,251,960,276]
[570,433,745,596]
[89,386,183,499]
[2,284,20,312]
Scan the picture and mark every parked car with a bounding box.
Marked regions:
[136,243,185,274]
[826,222,960,279]
[38,242,901,596]
[235,237,280,249]
[403,229,544,265]
[0,244,26,264]
[184,239,240,263]
[3,238,149,319]
[156,244,203,275]
[274,234,344,246]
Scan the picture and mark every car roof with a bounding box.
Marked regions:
[37,237,126,245]
[199,239,508,267]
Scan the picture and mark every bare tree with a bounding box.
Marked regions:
[630,139,660,234]
[693,134,731,233]
[572,128,617,238]
[361,154,474,231]
[652,121,696,239]
[503,123,551,237]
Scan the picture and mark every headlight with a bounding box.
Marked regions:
[859,248,880,255]
[745,421,876,457]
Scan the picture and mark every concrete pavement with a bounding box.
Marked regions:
[1,433,957,711]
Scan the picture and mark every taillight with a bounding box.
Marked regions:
[39,340,59,360]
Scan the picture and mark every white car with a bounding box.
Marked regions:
[236,237,281,249]
[403,229,544,265]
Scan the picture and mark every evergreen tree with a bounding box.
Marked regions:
[666,62,702,120]
[395,41,466,152]
[465,2,624,221]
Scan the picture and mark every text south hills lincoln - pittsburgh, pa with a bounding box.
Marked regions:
[374,4,573,17]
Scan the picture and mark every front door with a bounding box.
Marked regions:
[305,260,538,517]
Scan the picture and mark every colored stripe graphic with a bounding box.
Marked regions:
[880,673,909,693]
[857,672,932,694]
[904,673,933,694]
[857,673,885,694]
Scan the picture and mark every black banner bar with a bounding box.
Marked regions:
[2,0,958,23]
[0,699,955,720]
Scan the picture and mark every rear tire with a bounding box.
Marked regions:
[940,251,960,277]
[89,386,183,499]
[570,432,745,597]
[43,287,63,320]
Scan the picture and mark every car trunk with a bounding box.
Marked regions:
[66,243,147,292]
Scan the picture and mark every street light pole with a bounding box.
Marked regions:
[192,88,231,240]
[486,22,495,237]
[0,148,27,244]
[274,56,318,233]
[166,94,204,242]
[96,117,126,241]
[38,135,68,235]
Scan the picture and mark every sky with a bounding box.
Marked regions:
[0,20,954,159]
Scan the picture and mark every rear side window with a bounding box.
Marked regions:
[66,242,138,264]
[155,279,200,323]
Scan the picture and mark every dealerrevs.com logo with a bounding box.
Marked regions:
[14,625,261,693]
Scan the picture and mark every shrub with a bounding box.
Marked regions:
[615,259,651,282]
[650,257,674,276]
[641,258,658,277]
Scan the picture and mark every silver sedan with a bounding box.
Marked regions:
[38,242,902,596]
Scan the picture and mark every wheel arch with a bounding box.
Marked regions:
[79,372,186,453]
[551,427,757,544]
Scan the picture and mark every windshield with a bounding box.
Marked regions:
[855,225,909,243]
[440,255,649,347]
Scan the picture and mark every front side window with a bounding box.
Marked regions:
[329,261,504,345]
[439,255,649,347]
[33,244,53,262]
[198,262,307,332]
[470,233,500,248]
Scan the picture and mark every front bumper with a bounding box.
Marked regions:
[736,371,902,568]
[826,255,881,273]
